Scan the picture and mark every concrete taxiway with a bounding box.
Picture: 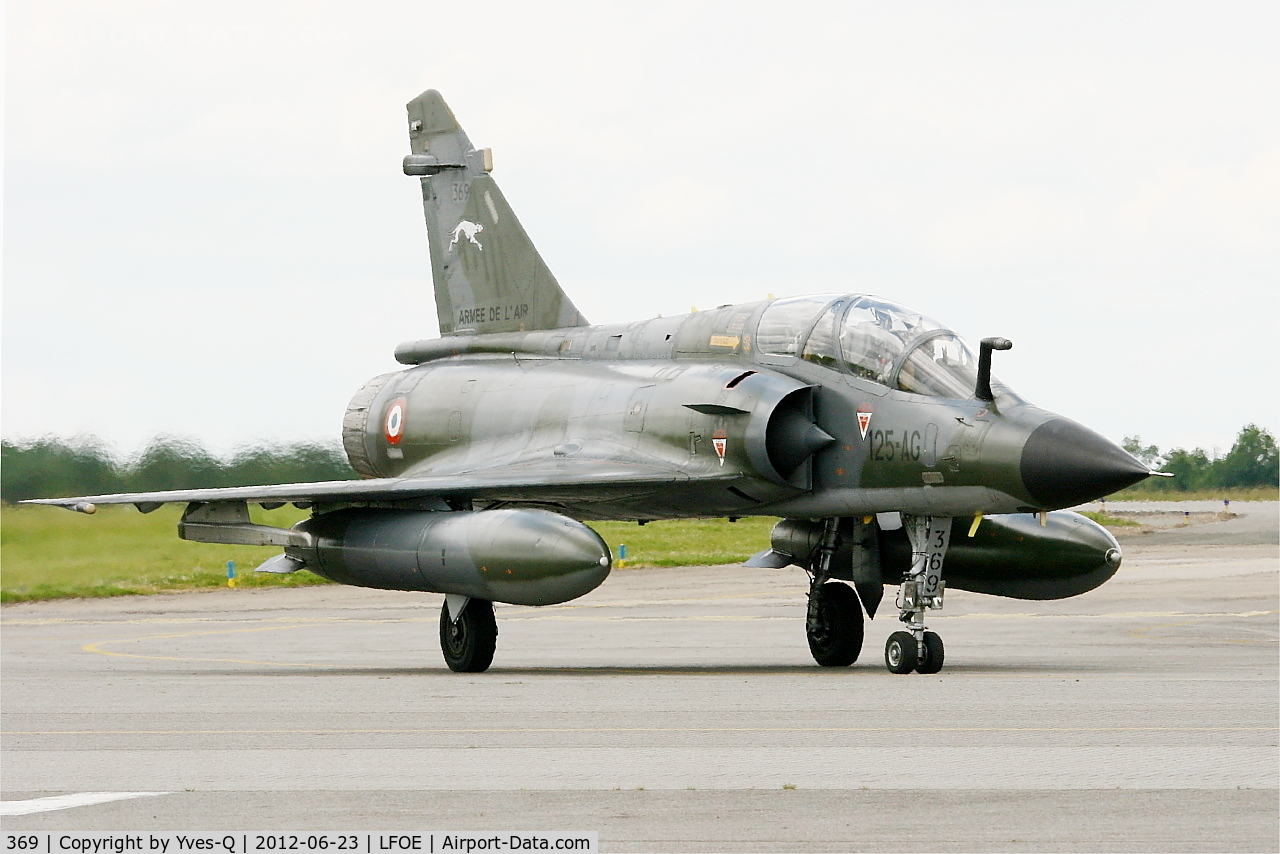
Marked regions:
[2,502,1277,852]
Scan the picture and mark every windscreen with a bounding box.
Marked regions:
[837,296,980,398]
[896,333,978,398]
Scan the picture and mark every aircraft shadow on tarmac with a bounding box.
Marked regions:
[192,662,1115,678]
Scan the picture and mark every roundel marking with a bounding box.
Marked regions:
[384,397,407,445]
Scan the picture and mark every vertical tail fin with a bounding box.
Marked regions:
[403,90,589,336]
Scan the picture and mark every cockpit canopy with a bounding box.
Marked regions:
[755,294,983,399]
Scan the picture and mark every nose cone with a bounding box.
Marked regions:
[1020,417,1151,509]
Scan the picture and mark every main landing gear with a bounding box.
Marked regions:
[440,595,497,672]
[804,519,865,666]
[886,514,951,675]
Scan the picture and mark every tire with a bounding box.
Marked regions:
[439,598,498,673]
[884,630,918,674]
[806,582,864,666]
[916,631,944,674]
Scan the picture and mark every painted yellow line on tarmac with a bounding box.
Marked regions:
[2,592,799,627]
[12,607,1277,629]
[66,610,1275,635]
[82,624,332,668]
[6,616,437,627]
[504,614,789,621]
[501,609,1278,622]
[4,725,1273,736]
[950,610,1277,620]
[1128,614,1280,643]
[506,590,803,611]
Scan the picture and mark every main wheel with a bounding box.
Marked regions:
[884,630,918,674]
[916,631,944,674]
[440,598,497,673]
[806,582,864,666]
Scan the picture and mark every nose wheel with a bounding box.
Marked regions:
[886,629,944,674]
[884,631,916,673]
[917,630,944,674]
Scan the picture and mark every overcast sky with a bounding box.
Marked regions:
[4,1,1277,459]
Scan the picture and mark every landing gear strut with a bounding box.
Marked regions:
[440,595,497,672]
[805,519,865,666]
[886,515,951,674]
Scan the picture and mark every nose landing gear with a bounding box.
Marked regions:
[887,515,951,674]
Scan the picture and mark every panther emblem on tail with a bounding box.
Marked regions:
[448,220,484,251]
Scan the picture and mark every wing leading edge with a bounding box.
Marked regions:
[19,458,708,514]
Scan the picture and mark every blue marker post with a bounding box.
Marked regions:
[617,544,626,568]
[226,560,236,588]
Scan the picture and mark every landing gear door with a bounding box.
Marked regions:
[907,515,951,602]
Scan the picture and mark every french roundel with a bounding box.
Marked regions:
[384,397,407,445]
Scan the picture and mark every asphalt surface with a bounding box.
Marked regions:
[2,502,1277,852]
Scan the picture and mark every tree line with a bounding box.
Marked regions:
[1122,424,1277,493]
[3,424,1275,505]
[2,435,356,504]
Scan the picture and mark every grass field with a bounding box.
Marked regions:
[591,517,776,566]
[1077,510,1140,527]
[0,504,329,602]
[0,504,777,602]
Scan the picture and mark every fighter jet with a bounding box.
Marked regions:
[24,90,1156,674]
